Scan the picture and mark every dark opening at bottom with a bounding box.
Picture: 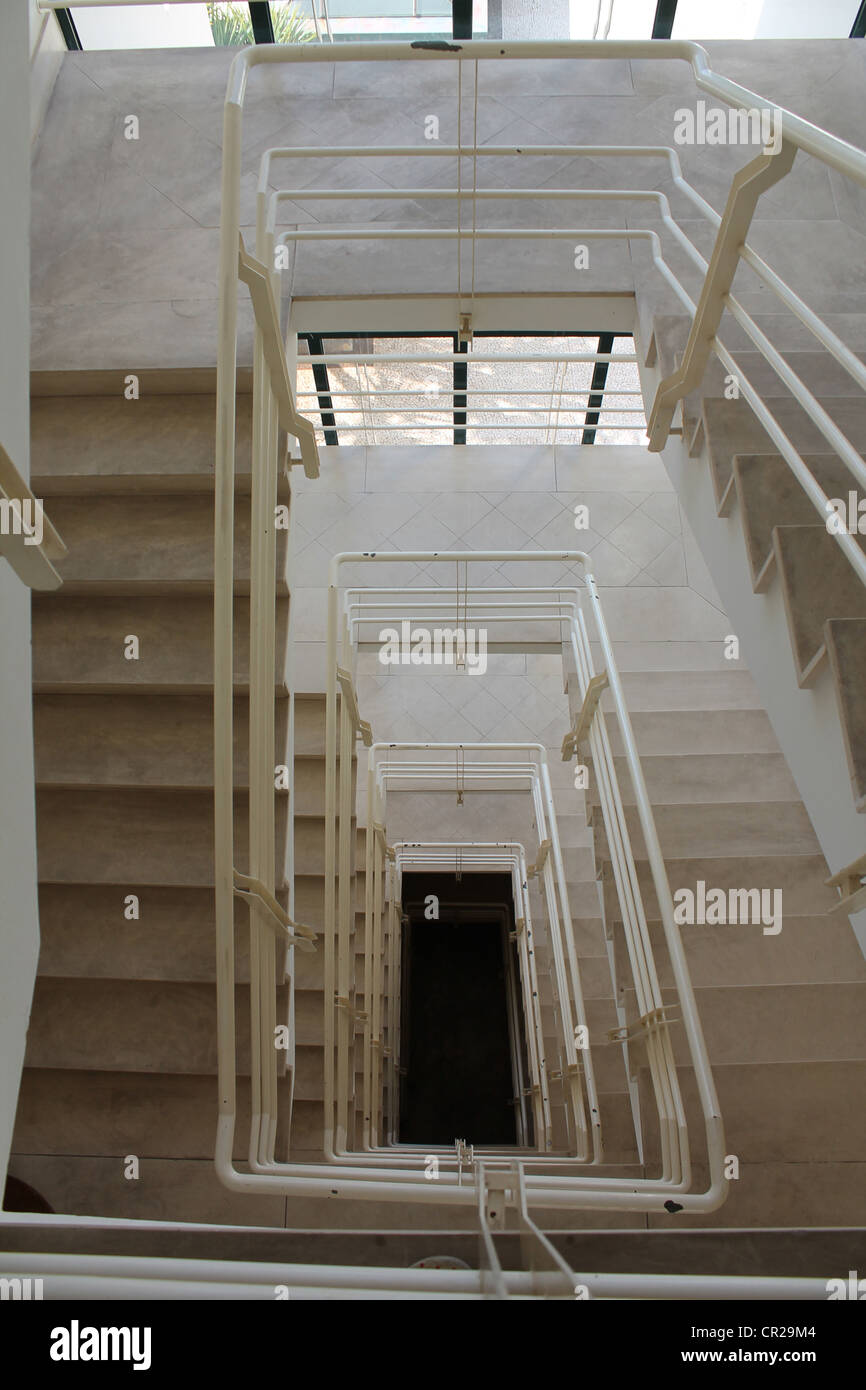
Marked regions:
[398,872,523,1147]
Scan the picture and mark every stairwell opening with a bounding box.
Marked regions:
[397,871,530,1148]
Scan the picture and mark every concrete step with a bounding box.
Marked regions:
[591,799,820,862]
[650,312,866,380]
[641,1058,866,1169]
[700,395,866,516]
[613,668,762,713]
[644,1160,866,1229]
[625,981,866,1067]
[824,617,866,810]
[601,853,837,921]
[23,978,294,1075]
[14,1069,303,1160]
[31,393,254,481]
[36,788,288,886]
[678,351,866,443]
[732,452,861,591]
[33,693,288,789]
[47,493,288,593]
[32,593,289,693]
[603,707,779,757]
[614,912,866,989]
[34,883,328,988]
[584,751,800,809]
[774,524,866,684]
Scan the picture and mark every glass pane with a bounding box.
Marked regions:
[271,2,319,43]
[752,0,857,37]
[296,333,646,445]
[71,4,218,50]
[297,335,454,446]
[314,0,488,39]
[606,0,657,40]
[673,0,855,37]
[466,335,645,446]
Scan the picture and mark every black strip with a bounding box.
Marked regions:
[55,7,82,50]
[581,332,615,445]
[452,0,473,40]
[651,0,677,39]
[851,0,866,36]
[304,334,338,447]
[249,1,275,43]
[454,333,468,445]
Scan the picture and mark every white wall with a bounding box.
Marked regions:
[29,0,64,147]
[0,1,41,1196]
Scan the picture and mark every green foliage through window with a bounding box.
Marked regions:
[207,3,315,46]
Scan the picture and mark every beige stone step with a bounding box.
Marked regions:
[34,883,326,987]
[592,799,820,862]
[615,913,865,989]
[733,452,861,591]
[641,1059,866,1170]
[774,524,866,683]
[32,593,289,693]
[47,493,288,594]
[603,707,779,757]
[37,883,234,982]
[13,1069,312,1160]
[625,981,866,1067]
[31,393,253,481]
[677,351,866,444]
[700,395,866,516]
[645,1159,866,1229]
[23,978,292,1075]
[36,788,288,886]
[649,312,866,381]
[613,668,762,712]
[603,853,837,920]
[824,617,866,810]
[33,693,288,789]
[585,751,800,808]
[294,694,335,756]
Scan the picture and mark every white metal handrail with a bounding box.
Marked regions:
[0,1242,834,1300]
[317,549,727,1212]
[370,758,599,1163]
[263,120,866,549]
[207,37,866,1216]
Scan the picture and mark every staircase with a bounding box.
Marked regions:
[11,382,866,1238]
[8,32,866,1266]
[12,385,300,1226]
[574,656,866,1227]
[644,310,866,840]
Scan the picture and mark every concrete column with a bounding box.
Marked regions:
[0,0,41,1195]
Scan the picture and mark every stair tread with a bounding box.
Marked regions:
[773,524,866,682]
